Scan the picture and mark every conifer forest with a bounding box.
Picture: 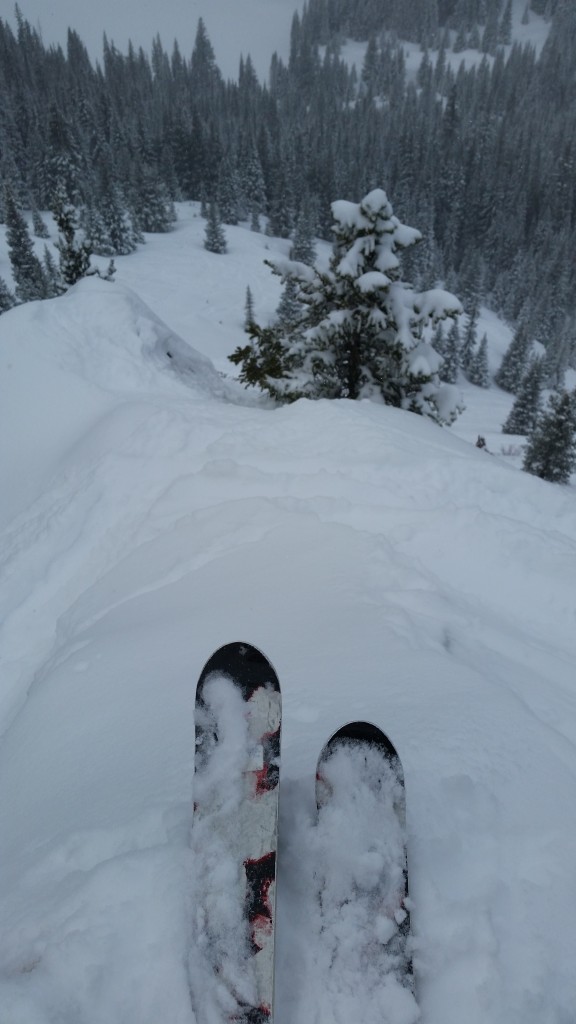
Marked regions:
[0,0,574,385]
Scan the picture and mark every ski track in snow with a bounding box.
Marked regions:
[0,204,575,1024]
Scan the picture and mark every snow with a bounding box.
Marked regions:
[284,738,419,1024]
[357,271,392,292]
[1,203,576,1024]
[415,289,463,322]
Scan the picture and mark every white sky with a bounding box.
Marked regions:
[0,0,304,80]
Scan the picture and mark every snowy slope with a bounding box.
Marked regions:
[339,0,552,81]
[1,207,576,1024]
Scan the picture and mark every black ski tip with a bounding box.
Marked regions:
[316,720,405,806]
[197,642,280,701]
[323,720,400,762]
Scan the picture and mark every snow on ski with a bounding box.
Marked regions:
[313,721,419,1024]
[192,642,281,1024]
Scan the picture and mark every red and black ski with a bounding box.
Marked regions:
[193,642,281,1024]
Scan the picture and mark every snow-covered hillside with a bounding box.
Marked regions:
[339,0,552,81]
[1,207,575,1024]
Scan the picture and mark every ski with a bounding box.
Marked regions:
[314,721,417,1021]
[193,642,281,1024]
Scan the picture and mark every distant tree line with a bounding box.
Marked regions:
[298,0,560,49]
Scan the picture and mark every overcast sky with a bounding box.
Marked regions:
[0,0,304,79]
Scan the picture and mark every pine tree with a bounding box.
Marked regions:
[217,156,242,225]
[32,209,50,238]
[273,207,316,333]
[52,185,93,286]
[499,0,513,44]
[190,18,222,97]
[244,285,255,329]
[231,187,463,423]
[439,322,460,384]
[461,302,479,378]
[42,245,63,296]
[495,323,532,393]
[87,180,140,257]
[0,276,16,313]
[542,325,572,389]
[250,205,260,233]
[502,357,543,434]
[275,278,303,333]
[291,203,317,264]
[204,202,227,253]
[468,333,490,388]
[523,390,576,484]
[132,170,176,233]
[481,6,500,54]
[4,188,48,302]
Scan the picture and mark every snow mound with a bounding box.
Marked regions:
[0,278,224,527]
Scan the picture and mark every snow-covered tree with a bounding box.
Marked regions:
[32,208,50,238]
[230,188,463,424]
[42,245,63,297]
[275,278,303,332]
[499,0,513,45]
[4,188,48,302]
[0,276,16,313]
[274,206,318,331]
[217,156,242,225]
[502,357,543,434]
[439,322,460,384]
[204,202,227,253]
[291,203,317,265]
[542,324,572,390]
[132,170,176,233]
[250,205,261,233]
[82,184,140,257]
[460,303,479,375]
[523,390,576,484]
[52,186,93,286]
[468,333,490,388]
[495,323,532,393]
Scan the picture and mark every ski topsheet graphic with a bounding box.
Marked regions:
[192,643,281,1024]
[313,721,419,1024]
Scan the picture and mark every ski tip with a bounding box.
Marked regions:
[197,642,280,698]
[321,721,401,763]
[316,720,406,812]
[204,641,268,661]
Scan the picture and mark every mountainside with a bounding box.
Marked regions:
[1,1,574,380]
[1,207,575,1024]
